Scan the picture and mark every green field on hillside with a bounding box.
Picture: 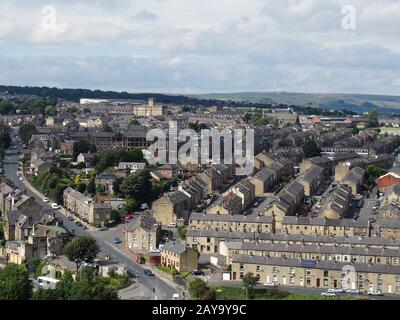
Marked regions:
[188,92,400,111]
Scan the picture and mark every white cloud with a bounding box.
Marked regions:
[0,0,399,94]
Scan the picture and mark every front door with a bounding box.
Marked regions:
[300,278,304,286]
[316,278,320,288]
[388,285,392,293]
[334,280,338,288]
[283,276,287,285]
[266,275,270,283]
[232,272,236,280]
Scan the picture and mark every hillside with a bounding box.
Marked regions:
[187,92,400,113]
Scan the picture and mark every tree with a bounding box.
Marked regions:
[352,127,360,135]
[103,124,113,132]
[302,139,321,158]
[366,165,388,186]
[112,177,124,197]
[177,225,187,240]
[188,278,208,300]
[33,268,118,300]
[367,108,379,128]
[87,179,96,195]
[74,174,82,185]
[73,139,97,158]
[242,272,259,298]
[201,288,217,300]
[0,133,11,150]
[121,170,152,203]
[152,180,163,199]
[26,257,42,275]
[64,236,100,271]
[45,105,57,116]
[77,183,87,193]
[19,123,38,144]
[128,119,140,126]
[128,148,144,162]
[125,198,139,213]
[0,264,32,300]
[0,100,15,114]
[250,110,271,126]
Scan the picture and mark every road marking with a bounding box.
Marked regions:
[104,241,121,253]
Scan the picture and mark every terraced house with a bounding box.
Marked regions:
[319,184,352,219]
[63,187,111,226]
[231,255,400,294]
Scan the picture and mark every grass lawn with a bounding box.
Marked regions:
[212,286,368,301]
[155,265,190,278]
[380,127,400,135]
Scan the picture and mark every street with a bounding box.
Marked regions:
[3,128,180,300]
[207,279,400,300]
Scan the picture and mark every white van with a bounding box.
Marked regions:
[172,293,180,300]
[37,276,60,290]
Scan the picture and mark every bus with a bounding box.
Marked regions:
[37,276,60,290]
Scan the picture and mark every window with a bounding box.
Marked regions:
[273,267,278,273]
[289,268,295,274]
[256,265,261,272]
[240,264,244,271]
[323,279,328,286]
[273,275,278,282]
[290,276,294,284]
[306,270,311,276]
[323,271,329,277]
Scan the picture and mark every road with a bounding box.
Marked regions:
[3,128,179,300]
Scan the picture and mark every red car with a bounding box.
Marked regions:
[125,214,133,221]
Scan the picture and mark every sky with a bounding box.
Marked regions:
[0,0,399,95]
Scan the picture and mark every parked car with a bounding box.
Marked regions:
[321,291,338,297]
[368,290,383,296]
[19,177,24,181]
[190,270,205,276]
[75,221,83,227]
[346,289,361,295]
[326,288,342,294]
[172,293,180,300]
[42,198,50,203]
[114,237,122,244]
[51,203,60,210]
[167,223,177,228]
[143,269,155,276]
[125,214,133,220]
[264,282,279,288]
